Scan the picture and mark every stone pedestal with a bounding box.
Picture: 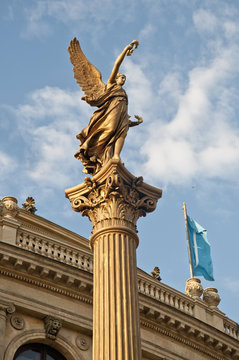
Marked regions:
[65,159,162,360]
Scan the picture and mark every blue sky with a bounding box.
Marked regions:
[1,0,239,322]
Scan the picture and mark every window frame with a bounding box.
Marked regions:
[13,343,67,360]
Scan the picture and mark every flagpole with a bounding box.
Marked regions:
[183,202,194,278]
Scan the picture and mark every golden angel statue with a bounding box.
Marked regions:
[68,38,143,175]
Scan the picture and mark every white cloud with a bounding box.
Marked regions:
[127,29,239,185]
[11,86,89,188]
[223,21,239,40]
[22,0,137,38]
[22,1,52,38]
[0,151,16,179]
[193,7,239,45]
[17,86,86,123]
[122,59,155,118]
[139,24,155,40]
[193,9,218,35]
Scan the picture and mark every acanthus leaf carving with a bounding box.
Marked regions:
[66,161,162,235]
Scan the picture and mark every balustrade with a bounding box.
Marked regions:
[16,231,93,272]
[138,278,194,316]
[224,320,239,340]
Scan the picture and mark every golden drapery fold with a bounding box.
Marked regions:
[75,84,129,174]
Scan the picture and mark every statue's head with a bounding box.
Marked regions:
[116,73,126,86]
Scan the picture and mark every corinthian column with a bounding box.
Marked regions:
[65,159,162,360]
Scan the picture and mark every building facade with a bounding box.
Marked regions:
[0,195,238,360]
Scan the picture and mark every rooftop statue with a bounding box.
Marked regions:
[68,38,143,175]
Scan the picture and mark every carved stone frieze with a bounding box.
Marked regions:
[66,160,162,235]
[44,315,62,340]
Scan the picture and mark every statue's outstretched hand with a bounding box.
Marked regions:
[134,115,143,124]
[126,40,139,56]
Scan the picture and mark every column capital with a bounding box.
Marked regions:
[65,159,162,237]
[0,300,15,315]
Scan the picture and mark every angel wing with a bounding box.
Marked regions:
[68,38,105,99]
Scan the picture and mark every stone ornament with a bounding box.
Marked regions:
[44,316,62,340]
[76,336,90,351]
[66,160,162,241]
[68,38,142,175]
[203,287,221,308]
[0,196,19,218]
[22,197,37,214]
[150,267,162,281]
[10,315,25,330]
[185,278,203,299]
[0,301,15,315]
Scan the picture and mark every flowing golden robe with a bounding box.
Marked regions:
[75,83,129,174]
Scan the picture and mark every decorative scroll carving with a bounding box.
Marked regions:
[44,316,62,340]
[67,162,162,235]
[76,336,90,351]
[0,301,15,314]
[10,314,25,330]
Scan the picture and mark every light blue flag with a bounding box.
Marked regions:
[187,215,214,281]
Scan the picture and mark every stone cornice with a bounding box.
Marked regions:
[141,319,228,360]
[139,298,239,359]
[0,243,93,303]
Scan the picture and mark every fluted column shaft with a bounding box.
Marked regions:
[92,228,141,360]
[65,160,162,360]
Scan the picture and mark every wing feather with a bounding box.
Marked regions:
[68,38,105,98]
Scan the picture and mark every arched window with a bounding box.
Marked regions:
[14,343,67,360]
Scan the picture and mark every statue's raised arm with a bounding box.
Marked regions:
[107,40,139,87]
[68,38,140,175]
